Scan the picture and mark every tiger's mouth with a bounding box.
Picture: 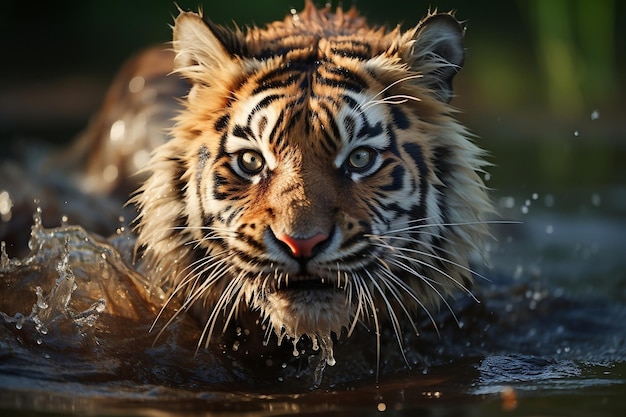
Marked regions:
[276,273,341,292]
[282,279,334,291]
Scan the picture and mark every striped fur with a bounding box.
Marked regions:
[132,1,492,355]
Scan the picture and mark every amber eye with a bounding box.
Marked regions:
[347,147,375,171]
[238,150,265,175]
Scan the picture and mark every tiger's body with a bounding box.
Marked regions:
[128,1,492,372]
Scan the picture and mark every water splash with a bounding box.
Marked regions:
[1,233,106,339]
[0,206,155,353]
[309,333,336,387]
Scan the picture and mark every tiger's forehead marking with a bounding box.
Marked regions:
[226,79,393,173]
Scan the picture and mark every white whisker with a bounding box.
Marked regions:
[364,269,410,367]
[353,272,381,380]
[384,255,461,329]
[357,74,423,111]
[373,260,439,338]
[369,238,489,285]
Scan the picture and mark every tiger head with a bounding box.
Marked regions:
[134,1,492,355]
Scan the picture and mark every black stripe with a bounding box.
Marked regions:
[217,132,229,159]
[252,73,300,95]
[343,115,356,142]
[326,66,368,89]
[317,76,364,93]
[380,164,405,192]
[232,124,251,140]
[212,171,229,200]
[251,94,284,114]
[225,206,243,227]
[402,143,429,179]
[202,213,215,230]
[402,142,430,221]
[318,102,341,145]
[268,109,285,145]
[357,120,383,139]
[330,47,370,60]
[390,106,409,130]
[214,114,230,132]
[342,94,359,109]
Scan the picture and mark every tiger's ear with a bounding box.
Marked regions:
[403,14,465,103]
[172,11,246,84]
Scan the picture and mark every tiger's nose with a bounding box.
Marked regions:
[276,233,329,258]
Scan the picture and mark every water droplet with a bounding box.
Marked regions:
[14,313,24,330]
[110,120,126,142]
[545,224,554,234]
[590,109,600,120]
[290,8,300,21]
[0,190,13,222]
[377,402,387,412]
[0,241,10,270]
[531,193,539,200]
[128,76,145,93]
[520,206,529,214]
[573,130,579,137]
[102,165,119,183]
[483,172,491,181]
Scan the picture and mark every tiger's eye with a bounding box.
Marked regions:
[238,150,265,174]
[347,147,374,170]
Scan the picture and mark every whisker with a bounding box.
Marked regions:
[198,273,244,352]
[360,94,422,111]
[150,251,228,333]
[370,258,420,336]
[152,261,237,345]
[373,260,439,338]
[384,255,460,330]
[369,238,490,285]
[353,272,381,381]
[364,269,410,367]
[385,248,478,303]
[357,74,423,111]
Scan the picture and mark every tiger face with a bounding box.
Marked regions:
[134,1,491,357]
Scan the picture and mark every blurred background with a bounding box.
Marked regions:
[1,0,624,194]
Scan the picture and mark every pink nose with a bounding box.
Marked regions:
[276,233,328,258]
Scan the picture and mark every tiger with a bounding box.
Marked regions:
[131,0,492,373]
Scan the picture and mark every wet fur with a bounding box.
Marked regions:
[132,1,493,362]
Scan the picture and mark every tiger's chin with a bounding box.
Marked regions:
[259,287,350,344]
